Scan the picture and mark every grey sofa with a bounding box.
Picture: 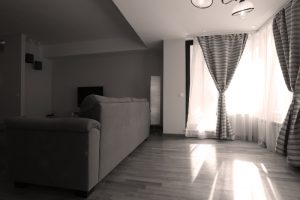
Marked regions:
[5,95,150,196]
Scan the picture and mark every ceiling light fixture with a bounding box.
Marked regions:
[191,0,254,16]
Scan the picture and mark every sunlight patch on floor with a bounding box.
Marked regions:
[260,163,268,174]
[233,160,267,200]
[266,177,279,200]
[208,170,220,200]
[190,144,216,182]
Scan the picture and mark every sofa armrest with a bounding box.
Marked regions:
[5,117,100,133]
[98,101,150,180]
[6,117,101,192]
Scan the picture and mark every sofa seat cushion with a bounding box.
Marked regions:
[5,117,100,133]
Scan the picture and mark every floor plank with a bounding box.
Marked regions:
[0,132,300,200]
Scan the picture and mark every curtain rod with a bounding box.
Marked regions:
[185,30,254,39]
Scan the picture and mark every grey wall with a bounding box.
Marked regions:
[52,49,162,117]
[0,34,26,122]
[25,39,52,117]
[0,35,53,123]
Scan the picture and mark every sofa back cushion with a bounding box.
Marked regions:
[131,98,147,102]
[79,95,131,121]
[93,95,131,103]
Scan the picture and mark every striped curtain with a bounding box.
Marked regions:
[273,0,300,166]
[198,34,248,139]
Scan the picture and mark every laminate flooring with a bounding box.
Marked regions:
[0,132,300,200]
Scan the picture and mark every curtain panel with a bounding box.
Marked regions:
[186,22,291,150]
[273,0,300,166]
[198,34,248,139]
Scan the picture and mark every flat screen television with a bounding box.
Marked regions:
[77,86,103,106]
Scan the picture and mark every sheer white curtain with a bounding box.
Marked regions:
[227,21,292,151]
[186,20,292,151]
[186,38,218,138]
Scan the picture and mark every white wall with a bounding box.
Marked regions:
[51,49,162,117]
[25,39,52,117]
[0,34,26,123]
[163,39,186,135]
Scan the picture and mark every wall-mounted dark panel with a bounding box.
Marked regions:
[25,53,34,63]
[33,61,42,70]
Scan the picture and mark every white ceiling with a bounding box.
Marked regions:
[113,0,289,46]
[0,0,290,46]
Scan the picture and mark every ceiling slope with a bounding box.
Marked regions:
[0,0,144,46]
[112,0,289,46]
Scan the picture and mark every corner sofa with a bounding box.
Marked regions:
[5,95,150,196]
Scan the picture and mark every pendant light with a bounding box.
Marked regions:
[191,0,254,16]
[232,0,254,16]
[191,0,213,9]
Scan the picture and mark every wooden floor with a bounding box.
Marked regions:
[1,132,300,200]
